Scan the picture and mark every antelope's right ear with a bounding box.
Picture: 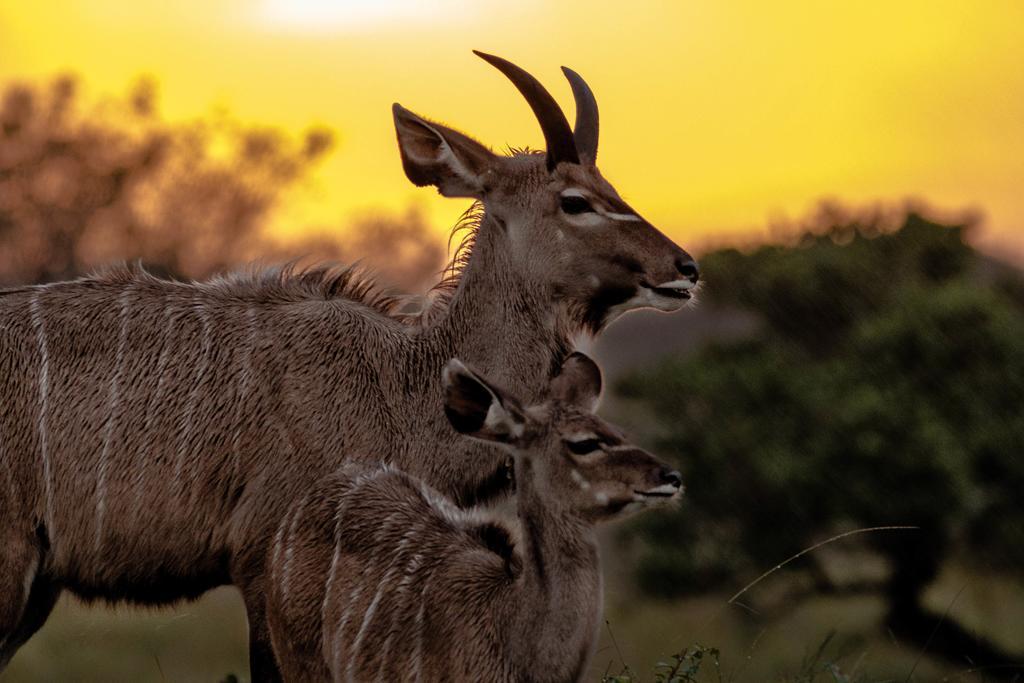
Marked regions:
[393,104,497,199]
[442,359,527,445]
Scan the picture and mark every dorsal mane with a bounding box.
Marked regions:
[84,261,408,317]
[431,202,485,296]
[417,201,485,324]
[209,262,403,312]
[20,200,495,323]
[504,146,544,158]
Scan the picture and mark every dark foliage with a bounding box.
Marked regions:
[618,207,1024,665]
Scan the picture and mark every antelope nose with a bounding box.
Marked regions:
[661,468,683,488]
[675,258,700,284]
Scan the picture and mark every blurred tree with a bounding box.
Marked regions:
[277,208,446,294]
[618,207,1024,668]
[0,75,444,291]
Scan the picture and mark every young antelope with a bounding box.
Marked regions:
[266,352,683,682]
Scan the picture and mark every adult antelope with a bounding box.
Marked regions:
[0,52,697,677]
[266,353,683,682]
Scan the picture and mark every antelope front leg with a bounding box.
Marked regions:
[239,575,284,683]
[0,529,58,671]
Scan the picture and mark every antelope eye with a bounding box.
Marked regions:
[560,194,595,215]
[565,438,602,455]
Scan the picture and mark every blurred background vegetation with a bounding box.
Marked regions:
[0,75,444,291]
[2,76,1022,682]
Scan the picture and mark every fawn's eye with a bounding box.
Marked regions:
[559,194,595,215]
[565,438,602,455]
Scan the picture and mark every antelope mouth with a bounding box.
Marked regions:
[640,281,694,302]
[635,484,684,499]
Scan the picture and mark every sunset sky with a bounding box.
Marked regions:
[2,1,1022,256]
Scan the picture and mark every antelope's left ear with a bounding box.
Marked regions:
[442,359,529,445]
[393,104,497,199]
[551,352,603,412]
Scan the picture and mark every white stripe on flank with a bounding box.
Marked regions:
[132,304,175,519]
[373,546,426,681]
[320,527,344,661]
[231,306,258,480]
[321,468,388,670]
[29,291,55,541]
[561,188,642,222]
[409,567,436,683]
[174,301,211,500]
[279,496,308,603]
[330,476,398,680]
[95,287,132,552]
[347,523,422,682]
[270,510,290,589]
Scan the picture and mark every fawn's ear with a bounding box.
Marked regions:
[551,352,603,412]
[443,359,528,445]
[393,104,497,199]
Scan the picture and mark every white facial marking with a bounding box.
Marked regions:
[29,291,56,542]
[485,401,523,439]
[96,287,132,553]
[600,209,642,222]
[566,431,599,442]
[562,187,641,223]
[570,469,591,491]
[555,229,565,241]
[595,491,610,506]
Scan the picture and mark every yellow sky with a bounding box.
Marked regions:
[2,1,1022,256]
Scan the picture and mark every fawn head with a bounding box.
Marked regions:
[443,352,683,520]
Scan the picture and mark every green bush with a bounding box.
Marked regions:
[619,208,1024,606]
